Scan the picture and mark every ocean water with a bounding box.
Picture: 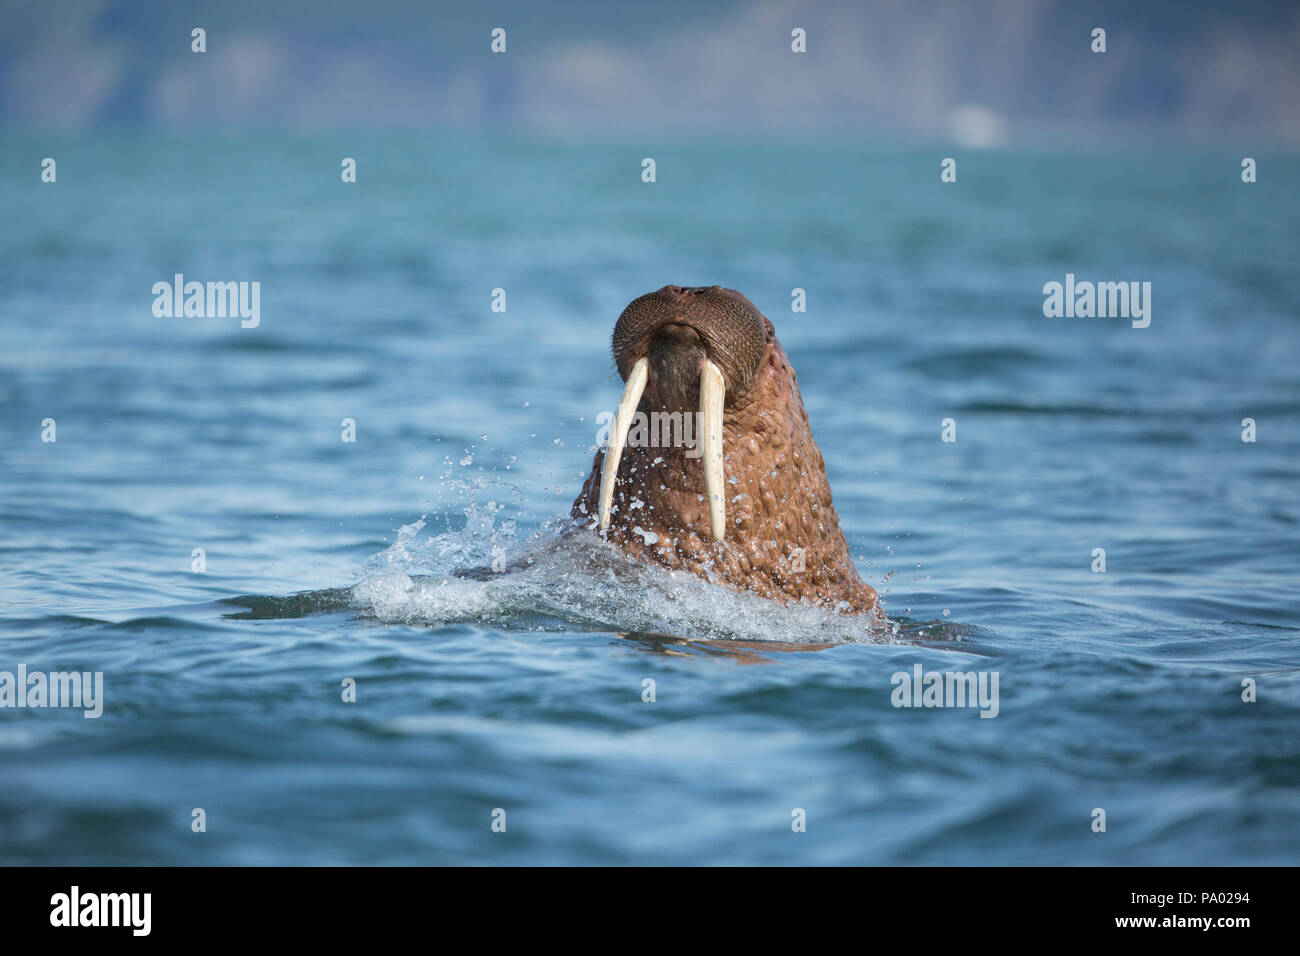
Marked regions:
[1,134,1297,865]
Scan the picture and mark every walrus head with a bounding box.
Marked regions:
[571,285,882,618]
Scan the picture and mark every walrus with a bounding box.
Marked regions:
[571,285,882,619]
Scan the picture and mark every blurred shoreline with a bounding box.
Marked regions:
[4,0,1298,143]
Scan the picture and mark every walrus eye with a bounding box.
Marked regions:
[599,356,728,542]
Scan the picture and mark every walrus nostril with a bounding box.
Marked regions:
[656,322,702,345]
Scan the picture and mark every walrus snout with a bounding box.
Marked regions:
[611,284,767,397]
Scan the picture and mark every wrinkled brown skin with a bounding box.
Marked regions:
[571,286,882,620]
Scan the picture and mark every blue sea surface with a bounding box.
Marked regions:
[1,134,1297,864]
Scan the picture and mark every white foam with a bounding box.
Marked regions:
[350,493,898,644]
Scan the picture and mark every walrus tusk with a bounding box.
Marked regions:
[598,356,649,531]
[700,358,726,541]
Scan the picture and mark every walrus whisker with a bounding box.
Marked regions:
[598,356,648,531]
[700,358,726,541]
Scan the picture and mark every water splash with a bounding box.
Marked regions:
[345,482,903,643]
[218,476,956,645]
